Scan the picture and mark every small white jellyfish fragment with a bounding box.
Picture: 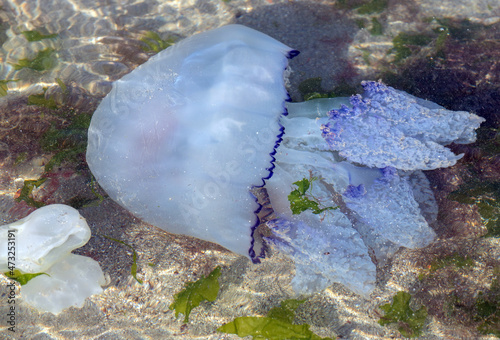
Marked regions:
[0,204,105,314]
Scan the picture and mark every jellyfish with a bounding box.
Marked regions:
[86,24,485,296]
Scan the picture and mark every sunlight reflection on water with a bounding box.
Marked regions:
[0,0,234,96]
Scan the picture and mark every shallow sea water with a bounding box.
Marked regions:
[0,0,499,339]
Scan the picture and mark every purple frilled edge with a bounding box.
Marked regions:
[249,49,300,262]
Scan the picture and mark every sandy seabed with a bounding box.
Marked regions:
[0,0,499,339]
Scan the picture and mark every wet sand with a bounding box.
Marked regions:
[1,0,499,339]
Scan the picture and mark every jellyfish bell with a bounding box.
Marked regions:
[86,24,297,259]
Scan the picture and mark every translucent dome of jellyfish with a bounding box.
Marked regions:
[86,24,485,297]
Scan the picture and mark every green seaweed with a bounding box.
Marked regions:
[288,177,337,215]
[448,180,500,237]
[355,18,367,29]
[13,152,28,166]
[361,49,371,65]
[476,127,500,157]
[369,17,383,35]
[102,235,142,284]
[28,88,58,109]
[15,178,47,208]
[298,77,324,99]
[28,79,69,109]
[418,254,474,281]
[303,92,332,101]
[357,0,388,14]
[41,112,91,172]
[77,175,106,208]
[55,78,68,95]
[432,26,450,58]
[390,33,433,62]
[218,299,333,340]
[476,292,497,320]
[336,0,365,10]
[40,112,90,151]
[0,79,20,97]
[21,30,58,42]
[0,80,9,96]
[387,18,487,63]
[11,48,57,71]
[4,269,49,285]
[429,254,474,272]
[329,83,358,97]
[476,307,500,337]
[19,80,92,207]
[379,291,427,338]
[140,31,175,53]
[475,267,500,336]
[298,78,356,100]
[266,299,306,323]
[170,266,221,323]
[435,18,482,41]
